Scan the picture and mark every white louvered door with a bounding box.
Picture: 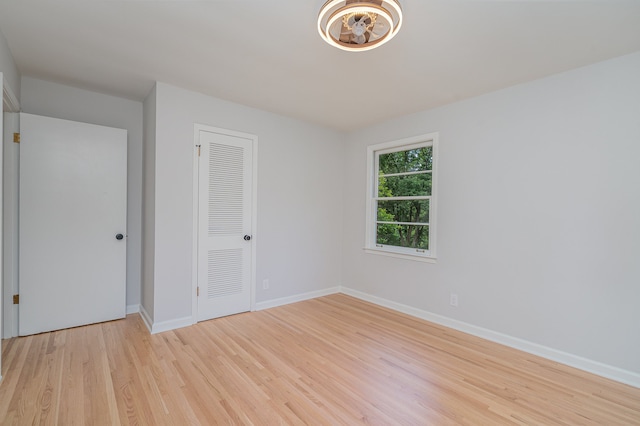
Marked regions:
[196,129,254,321]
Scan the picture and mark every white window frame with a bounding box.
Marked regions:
[365,133,438,263]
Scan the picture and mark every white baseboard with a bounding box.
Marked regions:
[126,304,140,315]
[255,287,341,311]
[340,287,640,389]
[153,316,194,334]
[139,305,194,334]
[139,305,153,333]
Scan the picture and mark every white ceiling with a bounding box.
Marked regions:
[1,0,639,131]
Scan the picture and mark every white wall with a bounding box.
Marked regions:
[20,77,144,311]
[342,52,640,376]
[145,82,344,325]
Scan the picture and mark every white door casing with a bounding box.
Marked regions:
[2,111,18,339]
[19,113,127,336]
[195,126,256,322]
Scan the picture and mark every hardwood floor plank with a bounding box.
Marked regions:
[1,294,639,425]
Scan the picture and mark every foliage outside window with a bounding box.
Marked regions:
[366,134,437,261]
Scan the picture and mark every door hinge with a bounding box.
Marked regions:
[13,294,19,304]
[197,287,200,297]
[13,133,20,143]
[196,144,201,157]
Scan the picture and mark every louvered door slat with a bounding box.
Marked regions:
[208,249,243,298]
[208,143,244,236]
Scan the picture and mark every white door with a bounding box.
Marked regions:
[196,128,254,321]
[19,113,127,336]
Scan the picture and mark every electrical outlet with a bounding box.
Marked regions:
[450,293,458,307]
[262,279,270,290]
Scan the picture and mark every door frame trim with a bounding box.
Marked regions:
[191,124,258,324]
[2,76,20,339]
[2,111,19,338]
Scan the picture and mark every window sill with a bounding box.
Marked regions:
[364,248,437,263]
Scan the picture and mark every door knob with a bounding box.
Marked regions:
[244,235,252,241]
[116,233,124,240]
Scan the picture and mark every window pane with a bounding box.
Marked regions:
[379,172,431,197]
[379,146,433,174]
[377,199,429,223]
[376,224,429,250]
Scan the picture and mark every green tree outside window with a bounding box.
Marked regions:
[376,146,433,250]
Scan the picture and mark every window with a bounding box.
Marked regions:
[365,133,438,262]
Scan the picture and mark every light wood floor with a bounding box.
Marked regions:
[0,294,639,425]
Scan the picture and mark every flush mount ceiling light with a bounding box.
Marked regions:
[318,0,403,52]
